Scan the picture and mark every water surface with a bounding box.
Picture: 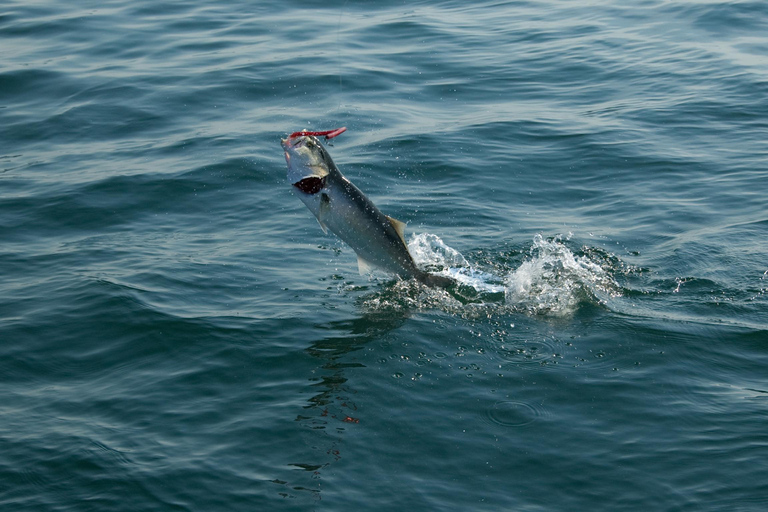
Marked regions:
[2,1,767,510]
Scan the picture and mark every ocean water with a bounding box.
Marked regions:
[2,0,767,510]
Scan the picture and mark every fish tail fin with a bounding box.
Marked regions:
[417,271,455,289]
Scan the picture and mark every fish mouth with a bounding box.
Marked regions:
[281,136,306,164]
[281,135,309,155]
[281,139,292,164]
[282,127,345,182]
[281,137,297,150]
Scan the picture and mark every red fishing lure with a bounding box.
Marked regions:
[288,127,347,141]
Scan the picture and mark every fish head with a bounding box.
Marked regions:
[281,133,334,195]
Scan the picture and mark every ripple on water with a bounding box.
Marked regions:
[483,400,548,429]
[494,331,566,371]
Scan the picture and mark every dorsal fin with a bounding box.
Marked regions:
[386,215,408,247]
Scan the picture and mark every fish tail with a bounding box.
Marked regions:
[417,271,454,289]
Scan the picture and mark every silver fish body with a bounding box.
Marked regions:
[281,133,452,288]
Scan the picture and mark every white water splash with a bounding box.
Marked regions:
[408,233,469,269]
[505,234,622,315]
[407,232,623,316]
[408,233,505,293]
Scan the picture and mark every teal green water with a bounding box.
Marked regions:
[2,1,767,510]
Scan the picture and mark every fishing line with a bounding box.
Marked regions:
[334,0,349,114]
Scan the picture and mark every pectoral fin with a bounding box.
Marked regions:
[386,215,408,247]
[315,217,328,234]
[357,255,374,275]
[316,193,331,234]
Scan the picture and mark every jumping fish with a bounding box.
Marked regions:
[281,128,453,288]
